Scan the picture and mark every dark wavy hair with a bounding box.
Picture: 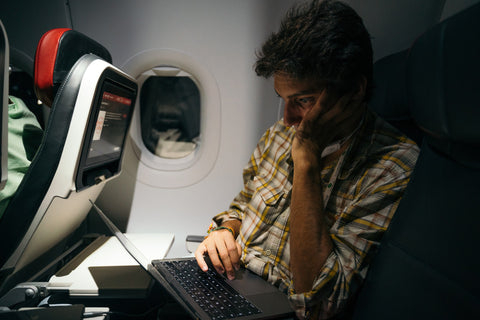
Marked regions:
[254,0,373,101]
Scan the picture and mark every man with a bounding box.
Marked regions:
[0,96,43,217]
[195,0,419,318]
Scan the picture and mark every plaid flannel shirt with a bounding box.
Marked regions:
[213,110,419,319]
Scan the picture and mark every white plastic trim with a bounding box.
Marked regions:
[7,59,125,270]
[122,49,221,188]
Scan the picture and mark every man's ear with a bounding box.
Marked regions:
[355,77,367,99]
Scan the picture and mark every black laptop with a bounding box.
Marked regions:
[90,201,295,320]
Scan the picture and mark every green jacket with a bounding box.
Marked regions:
[0,96,43,217]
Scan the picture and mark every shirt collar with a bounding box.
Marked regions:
[338,110,376,180]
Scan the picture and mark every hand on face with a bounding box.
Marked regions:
[292,89,365,165]
[275,74,366,163]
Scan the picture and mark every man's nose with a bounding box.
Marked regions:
[283,102,302,127]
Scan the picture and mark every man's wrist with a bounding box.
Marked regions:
[293,158,323,185]
[208,226,235,237]
[207,220,240,238]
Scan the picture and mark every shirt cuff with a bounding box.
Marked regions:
[288,252,343,319]
[212,209,242,226]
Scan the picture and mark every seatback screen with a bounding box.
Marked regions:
[75,69,136,190]
[86,87,132,168]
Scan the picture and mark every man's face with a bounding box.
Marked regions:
[274,74,324,128]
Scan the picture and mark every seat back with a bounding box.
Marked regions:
[352,3,480,319]
[34,28,112,108]
[369,50,423,145]
[0,29,136,295]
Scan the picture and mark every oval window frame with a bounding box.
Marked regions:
[123,49,221,188]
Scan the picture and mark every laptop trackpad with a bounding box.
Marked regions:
[228,268,281,295]
[227,269,294,316]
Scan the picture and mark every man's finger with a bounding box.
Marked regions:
[235,242,242,270]
[206,241,225,275]
[215,236,237,280]
[194,243,209,272]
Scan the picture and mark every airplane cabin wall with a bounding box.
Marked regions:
[0,0,479,258]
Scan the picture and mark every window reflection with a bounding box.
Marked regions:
[140,71,200,159]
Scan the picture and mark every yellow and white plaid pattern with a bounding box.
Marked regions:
[213,110,419,319]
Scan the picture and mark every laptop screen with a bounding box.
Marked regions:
[89,200,151,270]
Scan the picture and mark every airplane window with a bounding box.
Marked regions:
[123,49,221,187]
[139,67,200,159]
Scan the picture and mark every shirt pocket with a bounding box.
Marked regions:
[253,176,285,207]
[249,175,290,247]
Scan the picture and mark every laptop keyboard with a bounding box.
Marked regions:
[157,259,261,319]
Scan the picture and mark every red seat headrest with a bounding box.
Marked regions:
[34,28,112,107]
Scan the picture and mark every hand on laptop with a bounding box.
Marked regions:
[195,221,242,280]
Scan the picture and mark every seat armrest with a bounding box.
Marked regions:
[185,235,204,253]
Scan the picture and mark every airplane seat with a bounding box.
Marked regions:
[34,28,112,108]
[0,28,135,296]
[369,50,423,145]
[153,102,198,158]
[351,2,480,319]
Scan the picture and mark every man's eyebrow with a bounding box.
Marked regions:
[290,90,317,97]
[274,89,318,99]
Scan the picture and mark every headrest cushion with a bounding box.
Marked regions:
[407,3,480,145]
[34,28,112,106]
[370,50,408,120]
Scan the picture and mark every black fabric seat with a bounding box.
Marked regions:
[369,50,423,145]
[352,3,480,319]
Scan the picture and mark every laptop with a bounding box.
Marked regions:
[90,201,295,320]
